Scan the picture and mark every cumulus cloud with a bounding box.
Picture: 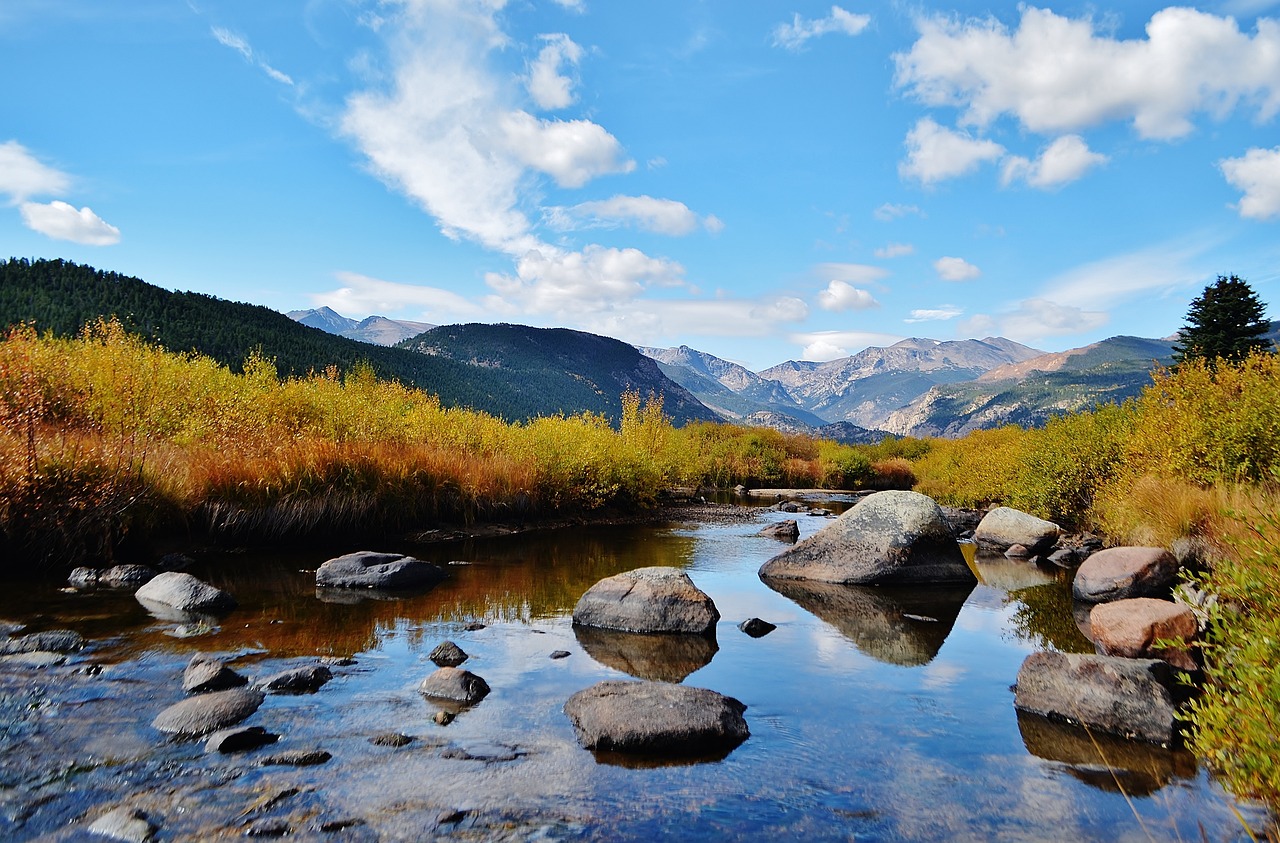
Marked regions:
[0,140,71,202]
[934,256,980,281]
[900,118,1004,184]
[874,202,923,221]
[313,271,486,320]
[1002,135,1108,188]
[20,200,120,245]
[905,306,962,323]
[1220,146,1280,220]
[895,6,1280,140]
[792,329,905,361]
[874,242,915,258]
[484,245,686,316]
[500,111,633,188]
[556,195,720,236]
[964,298,1108,343]
[817,280,879,311]
[526,33,582,110]
[211,26,294,86]
[772,6,871,51]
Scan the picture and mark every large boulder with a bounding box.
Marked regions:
[974,507,1061,554]
[1089,598,1198,670]
[257,664,333,694]
[418,667,490,704]
[563,680,749,755]
[0,629,84,655]
[1073,547,1178,603]
[572,567,719,635]
[1013,651,1180,745]
[183,653,248,694]
[315,551,445,590]
[758,491,973,585]
[135,572,236,615]
[152,687,265,736]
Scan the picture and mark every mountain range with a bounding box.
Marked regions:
[287,306,433,346]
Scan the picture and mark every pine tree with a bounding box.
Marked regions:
[1172,275,1271,367]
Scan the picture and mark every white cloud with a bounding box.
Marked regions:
[551,0,584,10]
[934,256,980,281]
[905,306,962,323]
[211,26,293,86]
[874,202,923,221]
[1001,135,1108,189]
[772,6,871,51]
[963,298,1108,344]
[313,271,486,320]
[900,118,1004,184]
[874,242,915,258]
[817,280,879,311]
[501,112,633,188]
[1042,241,1209,310]
[526,33,582,110]
[0,140,71,202]
[20,200,120,245]
[895,7,1280,140]
[815,262,889,284]
[792,329,905,361]
[1220,146,1280,220]
[557,195,719,236]
[484,245,685,316]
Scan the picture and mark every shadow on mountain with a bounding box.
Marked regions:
[574,626,718,683]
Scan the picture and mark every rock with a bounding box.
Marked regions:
[757,520,800,542]
[135,572,236,614]
[69,567,100,588]
[463,622,487,631]
[433,710,454,726]
[1171,535,1218,569]
[429,641,469,667]
[759,491,973,585]
[563,680,749,755]
[0,629,84,655]
[1004,543,1031,559]
[549,650,571,659]
[157,552,197,572]
[1046,547,1080,568]
[572,567,719,635]
[1089,598,1198,670]
[88,806,157,842]
[738,618,776,638]
[152,687,265,736]
[257,664,333,694]
[974,507,1061,554]
[1013,651,1180,745]
[0,651,67,668]
[314,551,445,590]
[0,620,26,637]
[102,565,157,588]
[183,653,248,694]
[574,626,717,683]
[205,725,279,754]
[243,818,291,837]
[319,656,357,666]
[261,748,332,766]
[780,502,802,513]
[940,506,983,536]
[419,667,490,704]
[370,732,414,747]
[1073,547,1179,603]
[807,508,833,517]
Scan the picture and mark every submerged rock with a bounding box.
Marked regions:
[563,680,749,755]
[1073,547,1179,603]
[261,748,332,766]
[757,520,800,542]
[135,572,236,615]
[152,687,265,736]
[257,664,333,694]
[0,629,84,655]
[572,567,719,635]
[974,507,1061,554]
[419,667,490,704]
[314,551,445,590]
[759,490,973,585]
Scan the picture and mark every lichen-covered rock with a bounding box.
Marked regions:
[152,687,264,736]
[418,667,490,704]
[974,507,1061,554]
[183,653,248,694]
[315,551,445,590]
[135,572,236,614]
[759,491,973,585]
[563,680,749,755]
[1073,547,1178,603]
[1089,598,1198,670]
[572,567,719,635]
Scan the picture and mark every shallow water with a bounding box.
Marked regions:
[0,508,1269,841]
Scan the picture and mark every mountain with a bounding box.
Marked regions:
[758,337,1044,428]
[287,306,434,346]
[737,412,887,445]
[639,345,826,426]
[0,258,711,424]
[402,324,720,425]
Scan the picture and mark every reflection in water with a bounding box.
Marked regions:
[574,626,717,682]
[1006,579,1096,654]
[1017,711,1198,796]
[764,579,973,666]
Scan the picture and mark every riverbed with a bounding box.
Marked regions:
[0,504,1269,841]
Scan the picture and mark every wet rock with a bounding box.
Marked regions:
[974,507,1061,554]
[429,640,469,667]
[69,567,100,588]
[549,650,571,659]
[0,629,84,655]
[243,818,291,837]
[183,653,248,694]
[574,626,717,683]
[463,622,487,631]
[205,725,279,754]
[319,656,357,666]
[433,710,455,726]
[1004,543,1031,559]
[315,551,445,590]
[0,651,67,668]
[1090,598,1198,670]
[572,567,720,635]
[257,664,333,694]
[738,618,776,638]
[152,687,265,736]
[1014,651,1179,745]
[419,667,490,704]
[102,565,157,588]
[88,805,157,842]
[1046,547,1081,568]
[135,571,237,615]
[779,502,802,513]
[564,680,749,755]
[0,619,26,637]
[370,732,414,747]
[760,491,973,586]
[1073,547,1178,603]
[261,748,332,766]
[757,520,800,542]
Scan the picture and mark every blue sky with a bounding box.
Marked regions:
[3,1,1279,371]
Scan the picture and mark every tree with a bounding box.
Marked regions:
[1172,274,1271,367]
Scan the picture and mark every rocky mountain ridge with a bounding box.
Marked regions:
[288,306,434,346]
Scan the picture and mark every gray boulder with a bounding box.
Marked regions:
[0,629,84,655]
[205,725,279,754]
[257,664,333,694]
[758,490,973,585]
[1073,546,1179,603]
[418,667,490,704]
[974,507,1061,554]
[315,551,445,590]
[572,567,719,635]
[68,567,100,588]
[88,806,157,843]
[1014,651,1179,745]
[183,653,248,694]
[563,680,749,755]
[152,687,265,736]
[429,640,469,667]
[135,572,236,615]
[101,564,157,588]
[757,520,800,542]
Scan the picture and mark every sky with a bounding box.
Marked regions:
[2,0,1279,372]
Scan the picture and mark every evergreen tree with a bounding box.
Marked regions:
[1172,274,1271,367]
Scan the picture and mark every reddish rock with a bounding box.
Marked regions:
[1090,598,1198,670]
[1073,547,1178,603]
